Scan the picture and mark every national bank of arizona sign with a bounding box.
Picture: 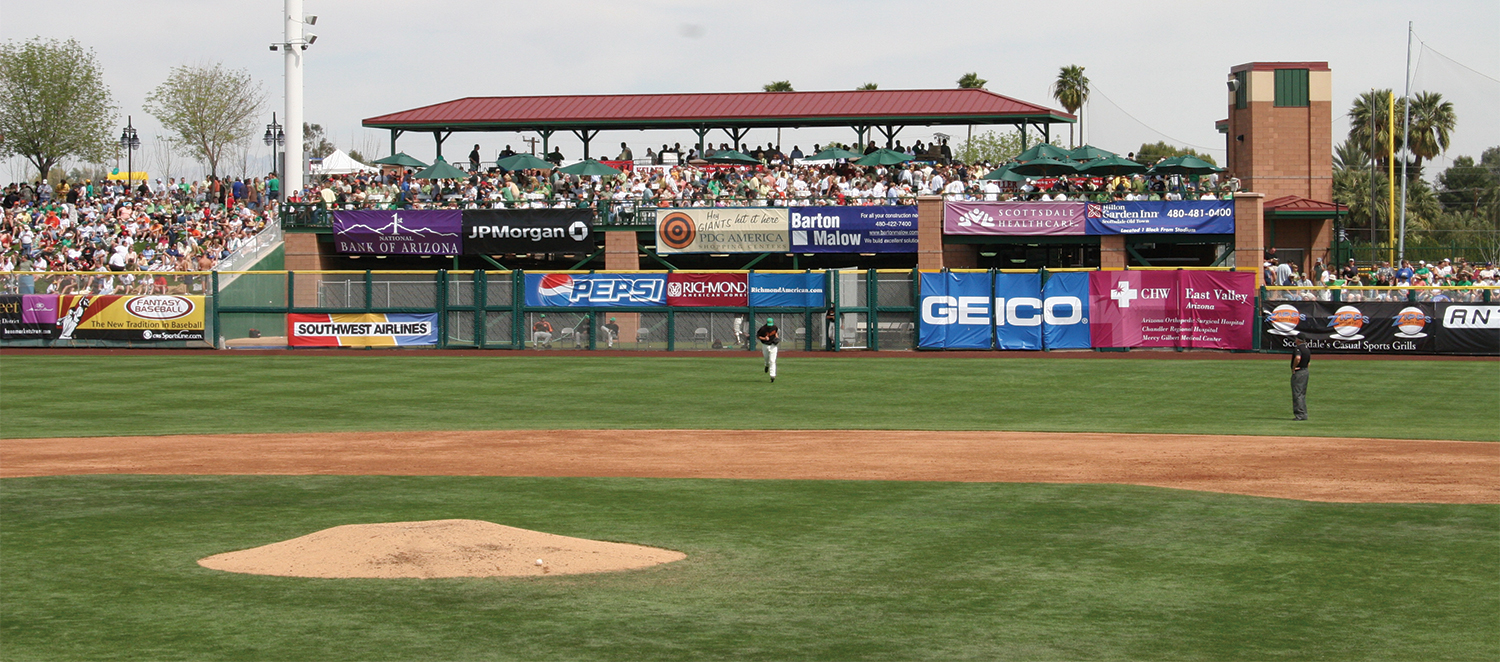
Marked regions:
[944,200,1234,236]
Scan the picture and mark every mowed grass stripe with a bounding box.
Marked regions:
[1,354,1495,440]
[1,476,1494,661]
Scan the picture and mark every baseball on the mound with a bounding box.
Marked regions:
[535,559,545,566]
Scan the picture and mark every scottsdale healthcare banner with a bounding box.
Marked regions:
[524,273,667,308]
[53,294,206,342]
[288,313,438,347]
[0,294,60,340]
[666,273,748,307]
[788,206,918,253]
[656,208,788,254]
[1085,201,1234,234]
[1090,271,1253,349]
[749,272,825,308]
[461,209,593,255]
[332,210,462,255]
[944,201,1087,236]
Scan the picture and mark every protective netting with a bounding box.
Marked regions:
[523,311,591,349]
[1409,39,1500,172]
[671,311,751,350]
[446,311,476,347]
[874,312,917,350]
[447,272,477,307]
[876,272,914,308]
[484,312,514,347]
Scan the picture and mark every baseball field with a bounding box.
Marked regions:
[1,352,1497,660]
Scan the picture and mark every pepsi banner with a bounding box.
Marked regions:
[666,273,748,307]
[1436,304,1500,355]
[333,210,462,255]
[1261,302,1437,353]
[288,313,438,347]
[788,206,918,253]
[749,272,825,308]
[1090,271,1254,349]
[462,209,593,255]
[1085,201,1234,235]
[525,273,667,308]
[1041,272,1091,349]
[918,272,993,349]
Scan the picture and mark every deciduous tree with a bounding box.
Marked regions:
[0,37,118,181]
[144,62,264,177]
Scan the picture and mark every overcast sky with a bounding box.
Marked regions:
[5,0,1497,180]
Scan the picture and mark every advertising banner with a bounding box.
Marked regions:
[1085,201,1235,235]
[1041,272,1091,349]
[1260,302,1438,353]
[0,294,59,340]
[1091,271,1253,349]
[1435,303,1500,355]
[656,208,789,254]
[918,271,993,349]
[993,272,1043,350]
[524,273,667,308]
[461,209,593,255]
[333,210,462,255]
[943,201,1087,236]
[288,313,438,347]
[53,295,206,341]
[666,273,748,307]
[788,206,918,253]
[749,272,825,308]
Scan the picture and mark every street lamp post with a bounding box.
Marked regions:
[264,112,285,177]
[119,116,140,196]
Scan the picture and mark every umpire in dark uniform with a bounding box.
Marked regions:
[1290,336,1311,420]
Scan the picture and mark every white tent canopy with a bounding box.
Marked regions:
[311,149,377,175]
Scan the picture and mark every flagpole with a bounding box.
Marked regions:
[1387,92,1395,267]
[1398,21,1413,263]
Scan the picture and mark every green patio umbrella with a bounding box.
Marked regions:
[413,157,469,180]
[1067,145,1117,161]
[803,147,864,161]
[981,163,1027,182]
[706,149,761,164]
[496,153,554,171]
[1149,155,1222,175]
[1076,154,1147,175]
[853,148,914,166]
[1009,157,1081,177]
[557,159,623,177]
[371,152,428,168]
[1013,143,1071,162]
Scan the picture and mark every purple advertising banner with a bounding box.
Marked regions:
[0,294,60,339]
[1089,271,1254,349]
[943,201,1087,236]
[332,210,462,255]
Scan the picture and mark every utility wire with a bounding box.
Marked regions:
[1086,83,1225,154]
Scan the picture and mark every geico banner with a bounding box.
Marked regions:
[944,201,1087,236]
[1041,272,1091,349]
[462,209,593,255]
[53,294,205,341]
[288,313,438,347]
[788,206,918,253]
[1090,271,1253,349]
[993,272,1044,349]
[918,272,993,349]
[333,210,462,255]
[0,294,59,340]
[656,208,788,254]
[1261,302,1437,353]
[1084,201,1235,235]
[524,273,667,307]
[1436,303,1500,355]
[666,272,748,307]
[918,272,1090,350]
[749,272,825,308]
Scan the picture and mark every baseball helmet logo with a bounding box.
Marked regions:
[658,212,696,250]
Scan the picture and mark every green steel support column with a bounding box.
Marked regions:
[741,252,772,270]
[475,270,487,348]
[364,270,373,311]
[479,254,507,270]
[867,268,878,351]
[211,271,221,348]
[286,270,295,312]
[666,308,676,352]
[513,270,524,349]
[437,269,448,349]
[989,268,998,350]
[587,309,596,351]
[1254,288,1264,351]
[539,130,554,155]
[830,269,839,352]
[1038,266,1050,351]
[694,127,709,154]
[746,270,756,352]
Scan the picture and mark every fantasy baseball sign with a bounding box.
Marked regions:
[44,295,206,342]
[1261,302,1497,355]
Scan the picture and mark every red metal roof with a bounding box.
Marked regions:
[363,89,1073,132]
[1265,195,1345,213]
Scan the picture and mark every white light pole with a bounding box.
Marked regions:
[276,0,317,197]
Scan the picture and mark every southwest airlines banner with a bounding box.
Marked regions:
[944,201,1087,236]
[288,313,438,347]
[1090,271,1254,349]
[0,294,60,339]
[918,272,993,349]
[1041,272,1091,349]
[749,272,825,308]
[333,210,462,255]
[666,272,748,307]
[993,272,1043,350]
[54,295,206,342]
[656,208,788,254]
[788,206,918,253]
[524,273,667,308]
[1085,201,1235,235]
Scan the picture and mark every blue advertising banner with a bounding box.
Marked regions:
[918,272,993,349]
[749,272,825,308]
[993,272,1043,350]
[1085,201,1235,235]
[788,206,918,253]
[524,273,667,307]
[1041,272,1091,349]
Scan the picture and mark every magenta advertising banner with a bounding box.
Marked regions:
[944,201,1087,236]
[1089,271,1254,349]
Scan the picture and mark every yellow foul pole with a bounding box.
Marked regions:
[1387,93,1396,265]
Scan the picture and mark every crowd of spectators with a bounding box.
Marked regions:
[0,174,278,295]
[1267,255,1498,302]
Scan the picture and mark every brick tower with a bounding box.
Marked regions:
[1223,62,1333,202]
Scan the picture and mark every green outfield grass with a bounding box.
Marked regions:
[1,476,1495,661]
[0,354,1496,440]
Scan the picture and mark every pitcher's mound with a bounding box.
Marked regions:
[197,519,685,578]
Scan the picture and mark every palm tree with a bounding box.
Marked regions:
[1346,90,1406,170]
[1405,90,1456,174]
[762,81,793,92]
[1333,137,1369,172]
[956,73,987,89]
[1050,65,1089,147]
[857,82,878,90]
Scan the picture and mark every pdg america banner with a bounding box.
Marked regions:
[656,208,789,254]
[944,201,1087,236]
[524,273,667,307]
[0,294,59,339]
[1085,201,1234,235]
[288,313,438,347]
[666,273,748,307]
[1090,271,1253,349]
[333,210,462,255]
[462,209,593,254]
[788,206,918,253]
[749,272,825,308]
[918,271,993,349]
